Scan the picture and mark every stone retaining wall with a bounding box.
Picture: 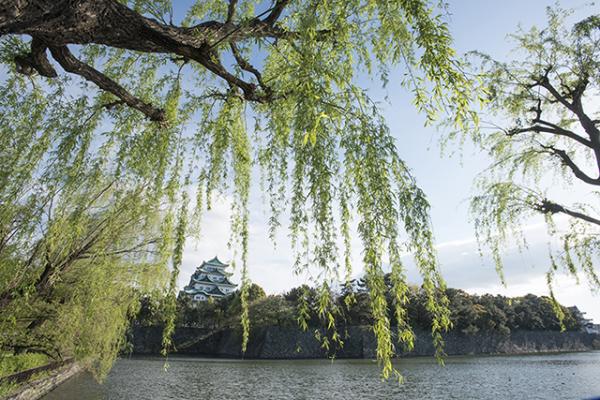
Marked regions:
[130,325,600,359]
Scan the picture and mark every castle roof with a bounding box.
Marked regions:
[203,256,228,268]
[182,285,227,297]
[206,286,227,296]
[191,275,237,287]
[197,267,230,277]
[183,286,202,294]
[220,277,236,286]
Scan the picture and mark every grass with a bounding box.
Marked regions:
[0,352,50,398]
[0,353,49,377]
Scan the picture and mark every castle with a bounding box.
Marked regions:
[180,256,237,302]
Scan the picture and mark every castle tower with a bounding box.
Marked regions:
[181,256,237,302]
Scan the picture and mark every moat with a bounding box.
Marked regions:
[43,352,600,400]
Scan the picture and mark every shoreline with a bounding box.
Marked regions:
[129,325,600,359]
[122,348,600,362]
[2,361,82,400]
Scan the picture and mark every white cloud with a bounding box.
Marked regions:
[181,192,598,322]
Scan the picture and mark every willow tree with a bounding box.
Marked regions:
[469,9,600,318]
[0,0,474,380]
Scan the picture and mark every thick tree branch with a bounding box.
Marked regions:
[263,0,291,25]
[226,0,238,24]
[535,198,600,226]
[13,37,57,77]
[49,45,166,121]
[190,48,266,102]
[2,0,318,119]
[533,119,593,146]
[2,0,293,52]
[540,144,600,185]
[516,97,594,147]
[529,69,575,112]
[508,124,593,148]
[570,87,600,176]
[230,43,272,98]
[527,70,600,178]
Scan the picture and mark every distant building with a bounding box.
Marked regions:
[180,257,237,302]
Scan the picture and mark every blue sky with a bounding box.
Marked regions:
[180,1,600,321]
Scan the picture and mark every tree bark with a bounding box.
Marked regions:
[1,0,284,51]
[1,0,293,120]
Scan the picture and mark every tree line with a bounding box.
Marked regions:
[135,277,584,338]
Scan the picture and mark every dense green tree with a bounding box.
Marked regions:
[248,295,296,329]
[0,173,167,378]
[220,282,266,318]
[247,283,267,301]
[137,293,170,327]
[467,8,600,320]
[0,0,477,380]
[284,284,316,303]
[158,283,584,347]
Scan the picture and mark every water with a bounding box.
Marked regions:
[43,352,600,399]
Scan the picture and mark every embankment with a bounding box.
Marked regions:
[1,359,82,400]
[130,325,600,358]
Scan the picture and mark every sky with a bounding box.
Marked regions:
[179,1,600,322]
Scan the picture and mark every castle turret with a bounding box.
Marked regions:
[180,256,237,302]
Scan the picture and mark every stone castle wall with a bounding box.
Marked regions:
[129,325,600,359]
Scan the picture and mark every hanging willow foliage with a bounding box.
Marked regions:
[0,0,476,380]
[464,7,600,327]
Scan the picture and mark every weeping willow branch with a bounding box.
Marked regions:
[535,199,600,227]
[469,6,600,319]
